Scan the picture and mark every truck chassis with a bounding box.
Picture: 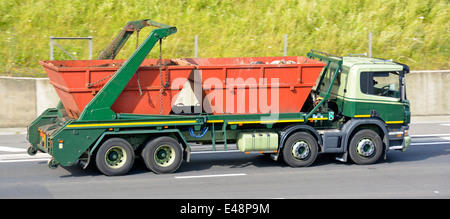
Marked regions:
[27,20,411,175]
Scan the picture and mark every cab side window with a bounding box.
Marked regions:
[360,72,400,98]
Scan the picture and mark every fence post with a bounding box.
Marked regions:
[368,32,372,58]
[88,36,93,60]
[194,35,198,58]
[50,36,54,60]
[283,34,288,56]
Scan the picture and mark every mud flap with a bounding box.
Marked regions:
[78,150,91,169]
[184,146,191,163]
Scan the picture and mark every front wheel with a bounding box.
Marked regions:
[348,129,383,165]
[282,132,318,167]
[141,136,183,174]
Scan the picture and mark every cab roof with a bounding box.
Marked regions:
[342,57,410,73]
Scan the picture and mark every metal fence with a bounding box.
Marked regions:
[48,32,373,60]
[50,36,93,60]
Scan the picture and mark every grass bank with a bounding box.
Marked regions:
[0,0,448,77]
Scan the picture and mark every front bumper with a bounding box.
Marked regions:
[403,135,411,151]
[388,125,410,151]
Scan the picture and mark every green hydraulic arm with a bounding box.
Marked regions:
[78,20,177,121]
[304,50,343,124]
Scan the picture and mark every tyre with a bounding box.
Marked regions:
[27,145,37,156]
[95,138,135,176]
[348,129,383,165]
[282,132,318,167]
[141,136,183,174]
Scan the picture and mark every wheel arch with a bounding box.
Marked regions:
[341,118,389,155]
[279,125,323,150]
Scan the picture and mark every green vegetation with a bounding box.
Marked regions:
[0,0,448,77]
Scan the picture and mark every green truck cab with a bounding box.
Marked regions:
[313,54,411,163]
[328,56,410,124]
[282,51,412,166]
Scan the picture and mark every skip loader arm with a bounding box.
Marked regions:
[78,20,177,121]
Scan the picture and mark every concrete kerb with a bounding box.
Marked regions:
[410,115,450,124]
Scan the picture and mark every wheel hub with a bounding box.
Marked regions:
[292,141,310,160]
[105,147,126,169]
[157,150,167,159]
[109,152,118,160]
[357,138,375,157]
[154,145,175,167]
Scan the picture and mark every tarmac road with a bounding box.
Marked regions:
[1,120,449,199]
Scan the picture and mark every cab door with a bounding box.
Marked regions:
[361,71,405,124]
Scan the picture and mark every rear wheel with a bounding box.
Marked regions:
[27,145,37,156]
[282,132,318,167]
[348,129,383,165]
[141,136,183,174]
[95,138,135,176]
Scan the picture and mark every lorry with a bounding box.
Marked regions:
[26,20,411,176]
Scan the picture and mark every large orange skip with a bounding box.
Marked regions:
[40,56,325,119]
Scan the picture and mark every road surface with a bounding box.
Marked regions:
[1,122,449,199]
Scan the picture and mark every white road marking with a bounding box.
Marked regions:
[440,124,450,126]
[0,153,51,163]
[0,146,27,152]
[0,158,50,163]
[411,142,450,146]
[174,173,247,179]
[411,134,450,138]
[409,134,450,146]
[0,132,27,136]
